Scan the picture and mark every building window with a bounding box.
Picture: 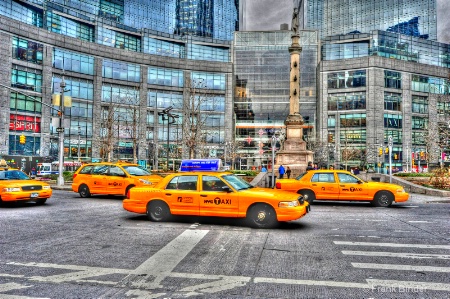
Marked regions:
[384,130,402,144]
[437,100,450,115]
[340,129,366,144]
[327,115,336,127]
[340,114,366,128]
[328,93,366,111]
[412,95,428,114]
[148,91,183,109]
[11,66,42,92]
[52,76,94,101]
[412,116,428,130]
[53,48,94,75]
[188,44,230,62]
[384,92,402,111]
[411,75,450,94]
[191,72,226,90]
[46,12,94,42]
[327,70,366,89]
[384,114,403,128]
[384,70,401,89]
[99,0,124,23]
[10,93,42,113]
[143,37,186,58]
[1,0,43,28]
[12,37,43,65]
[102,84,140,104]
[98,27,140,52]
[148,67,183,87]
[102,59,140,82]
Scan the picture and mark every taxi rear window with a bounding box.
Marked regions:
[79,165,94,174]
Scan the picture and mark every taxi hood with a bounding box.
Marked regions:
[238,187,302,200]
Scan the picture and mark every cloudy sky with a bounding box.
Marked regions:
[243,0,450,43]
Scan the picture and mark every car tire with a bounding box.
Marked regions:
[79,185,91,198]
[372,191,393,207]
[35,198,47,205]
[147,201,171,222]
[298,190,315,204]
[246,203,278,229]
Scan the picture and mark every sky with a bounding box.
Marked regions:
[243,0,450,44]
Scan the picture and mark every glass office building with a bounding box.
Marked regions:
[233,30,319,169]
[0,0,238,169]
[299,0,437,41]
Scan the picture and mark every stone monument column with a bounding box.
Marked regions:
[274,9,313,176]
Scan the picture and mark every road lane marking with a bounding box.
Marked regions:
[352,263,450,272]
[131,229,208,276]
[408,221,432,223]
[342,250,450,259]
[367,279,450,292]
[334,241,450,249]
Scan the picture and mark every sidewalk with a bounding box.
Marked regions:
[48,181,73,191]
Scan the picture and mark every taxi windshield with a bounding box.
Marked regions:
[122,165,151,176]
[222,174,253,190]
[0,170,30,180]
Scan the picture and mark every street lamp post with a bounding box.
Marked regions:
[57,79,66,186]
[77,125,81,162]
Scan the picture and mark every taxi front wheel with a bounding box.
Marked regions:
[372,191,393,207]
[147,201,172,222]
[299,190,315,204]
[246,204,278,229]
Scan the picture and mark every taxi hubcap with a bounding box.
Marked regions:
[257,211,266,221]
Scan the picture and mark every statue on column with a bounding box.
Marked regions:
[291,7,299,34]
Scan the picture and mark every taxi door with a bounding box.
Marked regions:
[336,172,369,200]
[107,165,127,195]
[90,164,109,194]
[163,175,200,216]
[199,175,238,217]
[309,172,340,200]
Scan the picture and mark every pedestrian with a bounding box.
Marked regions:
[306,161,314,171]
[278,165,285,179]
[261,166,267,172]
[353,167,360,175]
[286,166,291,178]
[313,163,319,170]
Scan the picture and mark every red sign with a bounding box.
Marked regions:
[9,114,41,132]
[245,136,253,144]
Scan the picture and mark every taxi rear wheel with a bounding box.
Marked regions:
[298,190,315,204]
[79,185,91,198]
[246,204,278,229]
[372,191,393,207]
[147,201,171,222]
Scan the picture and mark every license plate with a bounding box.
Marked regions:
[30,193,38,198]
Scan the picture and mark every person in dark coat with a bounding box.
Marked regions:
[286,166,292,178]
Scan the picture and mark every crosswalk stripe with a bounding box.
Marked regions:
[352,263,450,272]
[342,250,450,259]
[334,241,450,249]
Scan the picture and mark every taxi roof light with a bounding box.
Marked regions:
[179,159,224,172]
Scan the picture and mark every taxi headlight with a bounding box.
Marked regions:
[42,186,51,190]
[139,179,151,185]
[3,187,21,192]
[279,200,299,208]
[396,188,405,193]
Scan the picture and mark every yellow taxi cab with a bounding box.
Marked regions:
[275,169,409,207]
[0,169,52,205]
[123,159,310,228]
[72,161,163,198]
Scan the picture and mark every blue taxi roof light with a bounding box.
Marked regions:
[179,159,223,172]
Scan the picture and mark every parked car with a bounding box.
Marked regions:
[123,160,310,228]
[0,169,52,205]
[275,170,409,207]
[72,162,162,198]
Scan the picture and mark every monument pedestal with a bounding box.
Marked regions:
[276,114,313,176]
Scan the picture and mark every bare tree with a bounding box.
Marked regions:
[183,78,222,159]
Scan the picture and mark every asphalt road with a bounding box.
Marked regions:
[0,190,449,299]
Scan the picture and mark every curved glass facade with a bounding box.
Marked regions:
[301,0,437,41]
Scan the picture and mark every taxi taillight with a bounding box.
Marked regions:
[126,189,130,199]
[73,173,77,180]
[275,181,281,189]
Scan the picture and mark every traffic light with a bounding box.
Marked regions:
[385,147,389,154]
[19,135,26,144]
[394,153,398,160]
[378,148,382,156]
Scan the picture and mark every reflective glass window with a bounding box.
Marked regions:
[12,37,43,65]
[102,59,140,82]
[53,48,94,75]
[384,92,402,111]
[148,67,183,87]
[11,66,42,92]
[46,11,94,42]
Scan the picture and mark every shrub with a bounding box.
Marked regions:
[429,167,450,190]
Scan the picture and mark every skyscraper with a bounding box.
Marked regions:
[298,0,437,40]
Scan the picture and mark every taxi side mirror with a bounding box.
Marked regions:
[357,180,363,184]
[222,186,232,193]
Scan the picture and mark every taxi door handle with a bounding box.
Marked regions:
[312,184,317,186]
[200,194,207,197]
[165,193,172,196]
[340,185,345,187]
